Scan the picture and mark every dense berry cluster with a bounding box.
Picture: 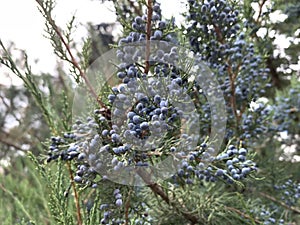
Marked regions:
[97,188,124,224]
[240,101,271,140]
[97,186,153,225]
[46,0,260,188]
[186,0,271,143]
[43,1,180,180]
[171,143,257,185]
[47,133,78,162]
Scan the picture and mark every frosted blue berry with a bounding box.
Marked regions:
[102,129,109,136]
[133,115,141,124]
[210,6,217,14]
[201,4,208,13]
[74,175,82,183]
[140,122,149,130]
[78,153,86,160]
[238,148,247,155]
[116,199,123,207]
[216,169,225,176]
[117,71,126,79]
[158,21,166,29]
[153,4,160,13]
[154,30,163,39]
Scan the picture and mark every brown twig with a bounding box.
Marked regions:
[66,162,83,225]
[144,0,153,74]
[128,0,143,17]
[0,136,25,152]
[213,24,241,127]
[259,192,300,214]
[0,94,22,125]
[226,206,262,224]
[256,0,268,23]
[136,169,198,224]
[227,64,240,124]
[124,190,132,225]
[266,56,284,89]
[213,24,225,44]
[238,103,247,120]
[35,0,108,111]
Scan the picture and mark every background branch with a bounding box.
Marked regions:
[35,0,108,111]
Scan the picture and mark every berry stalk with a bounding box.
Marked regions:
[144,0,153,74]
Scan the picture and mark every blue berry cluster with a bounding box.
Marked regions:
[171,143,257,185]
[98,188,124,224]
[186,0,272,143]
[47,134,77,162]
[240,102,271,141]
[98,187,153,225]
[250,206,286,225]
[274,179,300,207]
[47,114,110,187]
[46,1,260,189]
[116,2,176,67]
[46,1,197,185]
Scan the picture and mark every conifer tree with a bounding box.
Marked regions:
[0,0,299,224]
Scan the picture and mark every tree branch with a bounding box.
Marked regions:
[144,0,153,74]
[256,0,268,23]
[225,206,262,224]
[35,0,108,112]
[213,24,241,128]
[66,162,83,225]
[124,190,132,225]
[0,135,26,152]
[137,169,198,224]
[259,192,300,214]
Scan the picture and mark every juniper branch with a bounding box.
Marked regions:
[137,169,199,224]
[259,192,300,214]
[35,0,108,111]
[66,162,83,225]
[144,0,153,74]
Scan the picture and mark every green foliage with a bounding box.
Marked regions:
[0,156,51,225]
